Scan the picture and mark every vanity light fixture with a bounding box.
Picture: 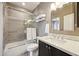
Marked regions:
[22,2,26,6]
[51,2,69,11]
[51,3,56,11]
[56,2,63,8]
[56,2,69,8]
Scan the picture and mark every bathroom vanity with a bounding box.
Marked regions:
[39,40,71,56]
[37,35,79,56]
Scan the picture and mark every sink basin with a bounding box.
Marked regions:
[47,36,67,44]
[53,38,67,44]
[44,36,67,44]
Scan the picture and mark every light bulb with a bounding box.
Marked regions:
[51,3,56,11]
[22,2,26,6]
[56,2,63,8]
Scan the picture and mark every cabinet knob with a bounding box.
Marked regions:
[48,46,51,49]
[46,45,48,48]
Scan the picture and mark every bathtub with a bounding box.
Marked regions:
[4,40,37,56]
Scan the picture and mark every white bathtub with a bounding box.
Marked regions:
[4,40,32,56]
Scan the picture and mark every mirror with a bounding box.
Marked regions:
[51,2,75,32]
[63,13,74,31]
[52,17,60,31]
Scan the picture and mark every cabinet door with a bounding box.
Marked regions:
[39,41,51,56]
[51,46,71,56]
[39,41,71,56]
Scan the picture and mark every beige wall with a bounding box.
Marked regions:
[33,2,52,32]
[0,2,3,55]
[4,2,79,44]
[4,3,32,44]
[33,2,51,21]
[51,2,79,36]
[34,2,79,36]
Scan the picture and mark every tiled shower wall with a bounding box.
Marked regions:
[33,2,52,36]
[4,3,32,44]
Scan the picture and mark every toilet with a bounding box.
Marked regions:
[24,28,38,56]
[26,43,38,56]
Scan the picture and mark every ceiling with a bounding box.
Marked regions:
[9,2,40,12]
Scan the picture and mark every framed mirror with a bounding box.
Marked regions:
[51,2,75,32]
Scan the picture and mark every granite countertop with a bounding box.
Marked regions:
[37,36,79,56]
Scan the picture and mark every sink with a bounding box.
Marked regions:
[50,39,67,45]
[48,36,67,44]
[44,35,67,44]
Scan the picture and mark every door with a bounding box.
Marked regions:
[39,41,51,56]
[51,46,71,56]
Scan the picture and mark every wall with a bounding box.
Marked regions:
[0,2,3,56]
[4,3,32,44]
[33,2,52,36]
[36,21,47,36]
[33,2,79,36]
[51,3,79,36]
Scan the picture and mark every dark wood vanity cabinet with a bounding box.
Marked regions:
[39,40,71,56]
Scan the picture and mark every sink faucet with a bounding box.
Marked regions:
[56,35,64,40]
